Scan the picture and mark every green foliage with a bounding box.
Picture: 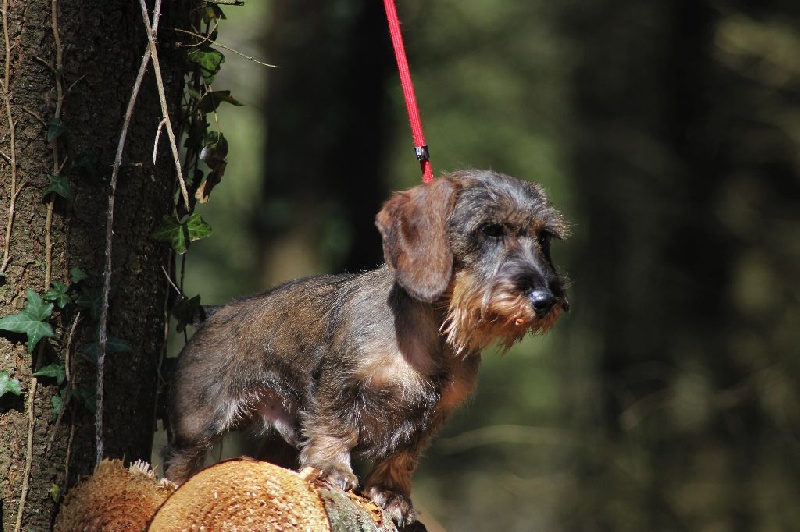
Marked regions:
[187,46,225,85]
[43,174,73,200]
[70,267,88,284]
[0,290,54,353]
[151,214,213,255]
[83,333,133,363]
[33,363,66,386]
[44,281,71,309]
[49,381,95,420]
[74,283,102,320]
[0,370,22,397]
[46,117,66,143]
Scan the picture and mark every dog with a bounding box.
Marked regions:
[164,169,569,526]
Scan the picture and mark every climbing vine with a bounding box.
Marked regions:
[152,1,255,325]
[0,0,259,526]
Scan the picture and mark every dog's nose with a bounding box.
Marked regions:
[529,289,556,317]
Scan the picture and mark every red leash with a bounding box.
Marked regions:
[383,0,433,183]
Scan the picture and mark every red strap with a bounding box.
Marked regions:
[383,0,433,183]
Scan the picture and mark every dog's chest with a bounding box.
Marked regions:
[352,351,480,456]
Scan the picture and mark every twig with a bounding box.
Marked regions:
[175,28,276,68]
[161,265,183,297]
[15,375,37,532]
[139,0,190,211]
[47,313,81,450]
[96,0,163,466]
[16,2,64,524]
[15,344,45,532]
[153,118,166,164]
[45,0,66,290]
[1,0,18,275]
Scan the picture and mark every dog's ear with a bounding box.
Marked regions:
[376,177,458,302]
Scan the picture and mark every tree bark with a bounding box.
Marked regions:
[0,1,192,529]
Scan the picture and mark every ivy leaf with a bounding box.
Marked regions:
[69,267,88,284]
[83,334,133,363]
[197,90,244,113]
[151,216,188,254]
[44,281,71,308]
[73,385,96,412]
[0,370,22,397]
[0,290,54,353]
[43,174,73,200]
[200,133,228,168]
[185,213,213,242]
[196,133,228,203]
[202,4,226,23]
[107,335,133,353]
[151,214,212,254]
[74,284,102,320]
[51,393,63,419]
[187,46,225,85]
[47,117,66,143]
[33,363,66,386]
[172,294,202,333]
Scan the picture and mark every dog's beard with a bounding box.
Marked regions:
[442,270,562,356]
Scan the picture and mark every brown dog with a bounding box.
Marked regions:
[164,169,569,526]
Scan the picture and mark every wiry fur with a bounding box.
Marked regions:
[164,169,568,526]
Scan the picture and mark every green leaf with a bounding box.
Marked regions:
[107,335,133,353]
[43,174,73,200]
[51,394,63,420]
[151,215,212,254]
[74,284,102,320]
[0,370,22,397]
[197,90,244,113]
[185,213,213,242]
[69,267,88,284]
[33,363,66,386]
[187,47,225,85]
[0,290,54,353]
[71,385,95,412]
[47,117,66,143]
[44,281,71,308]
[150,216,188,254]
[83,334,133,363]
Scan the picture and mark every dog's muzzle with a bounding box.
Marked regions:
[529,288,557,318]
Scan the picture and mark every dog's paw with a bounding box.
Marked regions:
[320,465,359,491]
[365,486,417,526]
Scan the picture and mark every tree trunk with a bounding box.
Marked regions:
[0,1,192,529]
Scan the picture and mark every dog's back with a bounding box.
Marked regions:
[166,272,357,481]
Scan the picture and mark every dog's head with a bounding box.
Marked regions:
[376,169,569,354]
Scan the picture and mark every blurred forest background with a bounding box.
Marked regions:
[172,0,800,530]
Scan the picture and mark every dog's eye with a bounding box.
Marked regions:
[481,223,505,239]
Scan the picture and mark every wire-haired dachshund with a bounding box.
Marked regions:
[165,169,569,526]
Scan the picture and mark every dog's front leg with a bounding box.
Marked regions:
[364,450,420,525]
[300,430,359,491]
